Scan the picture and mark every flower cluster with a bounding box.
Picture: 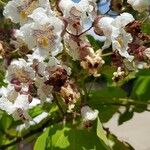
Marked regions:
[0,0,81,122]
[0,0,150,125]
[127,0,150,12]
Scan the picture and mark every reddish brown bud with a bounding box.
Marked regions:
[11,78,21,85]
[14,84,22,92]
[45,67,68,92]
[93,16,104,36]
[111,0,123,13]
[28,95,33,103]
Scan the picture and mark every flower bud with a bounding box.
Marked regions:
[14,84,22,92]
[93,16,104,36]
[28,95,33,103]
[81,106,99,122]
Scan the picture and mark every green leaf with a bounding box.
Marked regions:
[108,133,134,150]
[34,127,51,150]
[7,145,17,150]
[131,76,150,101]
[97,118,110,150]
[136,69,150,77]
[118,107,134,125]
[86,34,104,51]
[0,70,6,87]
[34,124,106,150]
[89,87,127,122]
[0,113,13,131]
[89,87,127,102]
[96,105,119,123]
[142,20,150,35]
[101,65,116,84]
[29,105,43,118]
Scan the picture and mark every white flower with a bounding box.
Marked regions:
[127,0,150,12]
[6,59,35,83]
[16,112,49,131]
[27,47,51,62]
[112,67,125,81]
[124,59,149,71]
[81,106,98,122]
[136,62,148,69]
[0,93,31,121]
[98,16,114,37]
[1,84,18,102]
[59,0,96,34]
[111,12,135,28]
[32,57,60,102]
[33,56,60,77]
[3,0,51,24]
[16,8,64,57]
[144,48,150,60]
[80,48,105,77]
[97,13,134,61]
[111,28,134,62]
[64,34,80,60]
[35,75,53,103]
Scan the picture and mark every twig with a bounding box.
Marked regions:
[87,78,97,95]
[53,93,65,116]
[101,52,113,57]
[78,25,93,37]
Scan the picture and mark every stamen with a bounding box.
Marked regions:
[33,25,57,48]
[118,36,124,47]
[17,0,38,19]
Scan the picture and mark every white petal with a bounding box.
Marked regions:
[0,97,14,114]
[3,0,20,23]
[14,94,29,110]
[112,13,134,28]
[127,0,150,12]
[81,106,99,121]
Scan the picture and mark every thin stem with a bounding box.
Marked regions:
[119,98,150,105]
[142,16,149,24]
[103,8,111,15]
[65,29,77,37]
[78,25,93,37]
[87,78,97,95]
[65,24,93,38]
[101,52,113,57]
[53,93,65,116]
[100,101,150,111]
[91,95,150,106]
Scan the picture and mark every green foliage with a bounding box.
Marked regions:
[34,124,106,150]
[0,113,13,131]
[89,87,127,122]
[0,70,6,87]
[97,118,110,149]
[107,133,134,150]
[87,34,104,51]
[142,21,150,35]
[118,107,134,125]
[0,0,149,149]
[29,105,43,118]
[34,121,133,150]
[131,69,150,101]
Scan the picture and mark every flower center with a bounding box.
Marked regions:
[117,36,124,48]
[70,7,82,18]
[33,25,57,48]
[17,0,38,20]
[15,69,30,83]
